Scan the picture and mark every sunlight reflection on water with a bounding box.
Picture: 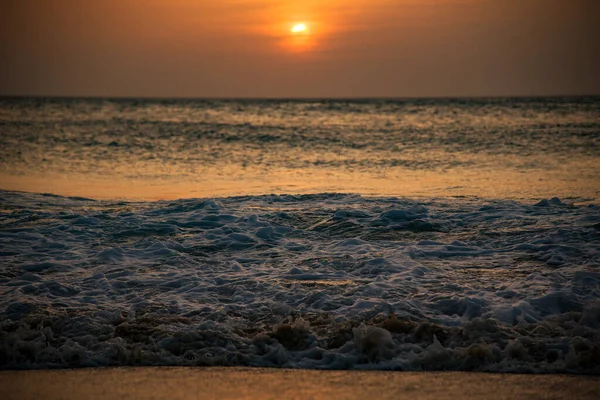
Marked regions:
[1,97,598,200]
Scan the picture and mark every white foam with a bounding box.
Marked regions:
[0,191,599,372]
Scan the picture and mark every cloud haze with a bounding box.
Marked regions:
[1,0,599,97]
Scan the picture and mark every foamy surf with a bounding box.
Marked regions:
[0,190,599,373]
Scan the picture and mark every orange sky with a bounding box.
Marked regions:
[1,0,599,97]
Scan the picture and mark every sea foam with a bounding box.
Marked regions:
[0,190,599,372]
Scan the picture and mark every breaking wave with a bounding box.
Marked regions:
[1,191,599,373]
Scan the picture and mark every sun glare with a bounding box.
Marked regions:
[281,21,317,53]
[291,23,308,34]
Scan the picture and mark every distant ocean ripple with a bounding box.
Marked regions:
[1,97,599,198]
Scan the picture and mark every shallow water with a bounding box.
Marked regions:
[1,191,599,372]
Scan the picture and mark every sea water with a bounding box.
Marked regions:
[0,97,599,372]
[1,97,599,199]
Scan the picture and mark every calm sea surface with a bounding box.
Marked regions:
[1,97,599,200]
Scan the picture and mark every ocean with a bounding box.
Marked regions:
[0,97,599,372]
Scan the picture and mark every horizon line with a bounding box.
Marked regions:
[1,94,599,101]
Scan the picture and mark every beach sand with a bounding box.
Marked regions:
[1,367,598,400]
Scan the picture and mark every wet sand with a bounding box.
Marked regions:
[1,367,598,400]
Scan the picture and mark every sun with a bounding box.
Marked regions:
[291,23,308,34]
[284,22,315,52]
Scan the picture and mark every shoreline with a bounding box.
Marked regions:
[1,367,599,400]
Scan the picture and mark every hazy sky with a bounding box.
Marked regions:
[1,0,599,97]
